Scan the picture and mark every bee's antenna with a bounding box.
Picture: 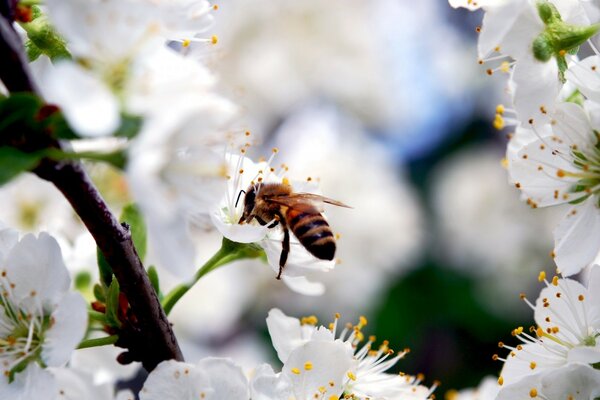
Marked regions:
[235,190,246,208]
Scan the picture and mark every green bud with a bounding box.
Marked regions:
[533,34,553,61]
[537,1,561,24]
[19,15,70,61]
[551,23,600,53]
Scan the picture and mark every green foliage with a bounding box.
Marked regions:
[120,204,147,262]
[97,249,114,288]
[105,279,122,328]
[148,266,161,297]
[19,7,70,61]
[114,114,143,139]
[0,147,44,185]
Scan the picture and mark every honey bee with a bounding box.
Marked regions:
[238,182,350,279]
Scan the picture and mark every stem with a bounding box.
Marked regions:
[78,335,119,349]
[88,309,107,323]
[162,238,264,315]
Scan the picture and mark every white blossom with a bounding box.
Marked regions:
[0,229,87,399]
[508,102,600,276]
[498,266,600,387]
[139,358,249,400]
[263,308,434,399]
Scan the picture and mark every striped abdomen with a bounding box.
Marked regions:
[286,209,336,260]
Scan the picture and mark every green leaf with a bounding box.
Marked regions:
[0,93,42,133]
[120,204,147,262]
[0,147,44,185]
[114,114,143,139]
[97,249,113,288]
[19,11,70,61]
[93,283,106,303]
[74,271,92,291]
[148,266,160,296]
[105,279,121,328]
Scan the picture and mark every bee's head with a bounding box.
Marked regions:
[238,185,257,224]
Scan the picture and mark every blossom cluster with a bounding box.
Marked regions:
[450,0,600,397]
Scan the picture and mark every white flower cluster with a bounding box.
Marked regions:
[450,0,600,397]
[139,309,435,400]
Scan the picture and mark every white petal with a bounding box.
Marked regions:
[250,364,291,400]
[586,264,600,327]
[42,61,120,137]
[511,56,561,124]
[0,364,57,400]
[0,226,18,263]
[281,340,354,400]
[139,360,212,400]
[499,342,563,386]
[5,232,70,310]
[50,367,114,400]
[280,275,326,296]
[541,363,600,399]
[42,292,88,367]
[196,358,249,400]
[266,308,314,363]
[146,217,197,279]
[509,135,575,207]
[115,391,136,400]
[567,55,600,104]
[210,212,269,243]
[496,372,544,400]
[554,200,600,276]
[534,277,590,343]
[568,345,600,363]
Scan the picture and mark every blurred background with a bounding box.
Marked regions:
[3,0,569,396]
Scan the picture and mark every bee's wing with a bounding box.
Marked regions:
[265,193,351,213]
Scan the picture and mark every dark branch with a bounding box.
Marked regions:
[0,4,183,371]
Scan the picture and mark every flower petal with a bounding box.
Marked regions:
[196,357,249,400]
[554,200,600,276]
[42,292,88,367]
[41,61,120,137]
[280,275,326,296]
[5,232,70,311]
[266,308,315,363]
[139,360,212,400]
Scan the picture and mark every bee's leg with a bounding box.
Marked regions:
[277,225,290,280]
[255,216,267,225]
[267,216,280,229]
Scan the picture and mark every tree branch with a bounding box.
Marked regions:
[0,4,183,371]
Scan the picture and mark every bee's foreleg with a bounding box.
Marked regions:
[255,216,267,225]
[277,225,290,280]
[267,219,279,229]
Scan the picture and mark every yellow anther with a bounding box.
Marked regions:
[212,4,219,10]
[347,372,356,381]
[318,386,325,393]
[334,313,341,319]
[552,276,559,286]
[512,326,523,336]
[496,104,505,115]
[493,114,505,130]
[529,361,537,370]
[272,147,279,153]
[498,376,504,385]
[182,39,191,47]
[282,177,290,186]
[529,388,538,398]
[211,35,218,45]
[500,61,511,73]
[538,271,546,282]
[291,367,301,375]
[358,316,368,328]
[500,158,509,168]
[536,327,544,337]
[301,315,318,326]
[304,361,313,371]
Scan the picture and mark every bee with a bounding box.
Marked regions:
[238,182,350,279]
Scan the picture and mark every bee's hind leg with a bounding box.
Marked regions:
[277,226,289,280]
